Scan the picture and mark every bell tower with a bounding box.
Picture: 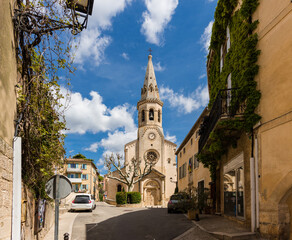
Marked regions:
[137,54,164,131]
[136,53,165,171]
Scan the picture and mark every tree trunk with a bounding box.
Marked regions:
[128,184,134,192]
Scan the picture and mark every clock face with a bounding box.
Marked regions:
[148,133,156,140]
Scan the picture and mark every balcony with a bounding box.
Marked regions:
[68,178,82,184]
[198,88,246,153]
[66,167,82,173]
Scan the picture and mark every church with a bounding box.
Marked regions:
[105,54,177,207]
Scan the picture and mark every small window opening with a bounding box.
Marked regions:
[142,110,145,122]
[149,109,154,120]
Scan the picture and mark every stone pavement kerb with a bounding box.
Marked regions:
[43,211,78,240]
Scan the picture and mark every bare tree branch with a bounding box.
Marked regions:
[104,153,155,191]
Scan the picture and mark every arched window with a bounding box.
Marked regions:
[149,109,154,121]
[142,110,145,122]
[117,184,122,192]
[158,110,161,122]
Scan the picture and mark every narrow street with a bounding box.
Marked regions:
[70,202,216,240]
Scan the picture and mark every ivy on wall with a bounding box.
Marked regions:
[198,0,261,180]
[15,0,76,199]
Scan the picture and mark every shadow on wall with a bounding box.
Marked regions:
[85,208,193,240]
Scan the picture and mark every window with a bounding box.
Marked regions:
[82,174,88,180]
[158,110,161,122]
[194,155,199,169]
[82,164,87,169]
[220,26,231,72]
[195,130,200,140]
[191,138,193,145]
[183,163,187,178]
[180,152,182,158]
[68,174,79,178]
[224,166,244,217]
[70,163,77,168]
[117,184,122,192]
[149,109,154,120]
[188,157,193,173]
[183,148,185,154]
[82,184,88,190]
[142,110,145,122]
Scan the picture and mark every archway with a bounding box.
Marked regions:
[143,180,161,206]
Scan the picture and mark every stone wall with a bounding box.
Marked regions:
[0,0,18,238]
[21,186,55,240]
[0,139,13,239]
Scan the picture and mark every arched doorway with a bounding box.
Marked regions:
[143,180,160,206]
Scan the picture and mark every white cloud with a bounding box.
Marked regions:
[121,52,130,60]
[61,87,136,134]
[154,62,165,72]
[84,143,99,153]
[72,29,111,66]
[86,129,137,170]
[200,21,214,53]
[72,0,132,66]
[90,0,132,30]
[165,132,177,143]
[100,129,137,154]
[141,0,179,45]
[199,74,206,79]
[160,85,209,114]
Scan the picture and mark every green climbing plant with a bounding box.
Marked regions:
[15,0,78,199]
[198,0,261,180]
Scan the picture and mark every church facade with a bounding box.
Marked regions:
[105,54,177,207]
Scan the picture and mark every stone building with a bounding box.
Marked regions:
[106,54,177,207]
[64,158,99,200]
[176,108,212,198]
[197,0,292,238]
[0,0,18,239]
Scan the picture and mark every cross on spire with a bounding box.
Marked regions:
[148,48,152,55]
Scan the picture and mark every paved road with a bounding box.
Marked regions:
[71,202,216,240]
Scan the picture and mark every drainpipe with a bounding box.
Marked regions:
[250,131,256,232]
[254,136,259,229]
[11,137,22,240]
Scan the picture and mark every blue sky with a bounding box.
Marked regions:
[62,0,217,174]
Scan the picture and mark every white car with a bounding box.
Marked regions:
[70,194,95,212]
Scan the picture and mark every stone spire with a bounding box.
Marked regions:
[140,54,160,101]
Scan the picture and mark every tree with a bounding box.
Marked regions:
[104,154,154,192]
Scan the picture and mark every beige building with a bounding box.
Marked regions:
[64,158,99,200]
[0,0,18,239]
[197,0,292,238]
[176,108,212,198]
[106,54,177,207]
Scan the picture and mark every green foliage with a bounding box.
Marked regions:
[98,175,104,182]
[127,192,141,204]
[73,153,87,159]
[15,0,79,199]
[116,192,127,204]
[200,0,261,181]
[99,193,104,202]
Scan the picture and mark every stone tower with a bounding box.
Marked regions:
[107,54,177,207]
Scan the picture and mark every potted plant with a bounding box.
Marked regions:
[187,188,200,221]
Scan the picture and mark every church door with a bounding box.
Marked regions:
[145,189,157,206]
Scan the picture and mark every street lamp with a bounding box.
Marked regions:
[13,0,94,37]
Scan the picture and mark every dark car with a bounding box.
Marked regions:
[167,193,190,213]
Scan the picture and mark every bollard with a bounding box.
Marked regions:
[64,233,69,240]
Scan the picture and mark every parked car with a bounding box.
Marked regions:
[71,194,95,212]
[167,193,190,213]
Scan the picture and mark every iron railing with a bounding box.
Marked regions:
[198,88,246,153]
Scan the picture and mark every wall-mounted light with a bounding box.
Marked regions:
[13,0,94,38]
